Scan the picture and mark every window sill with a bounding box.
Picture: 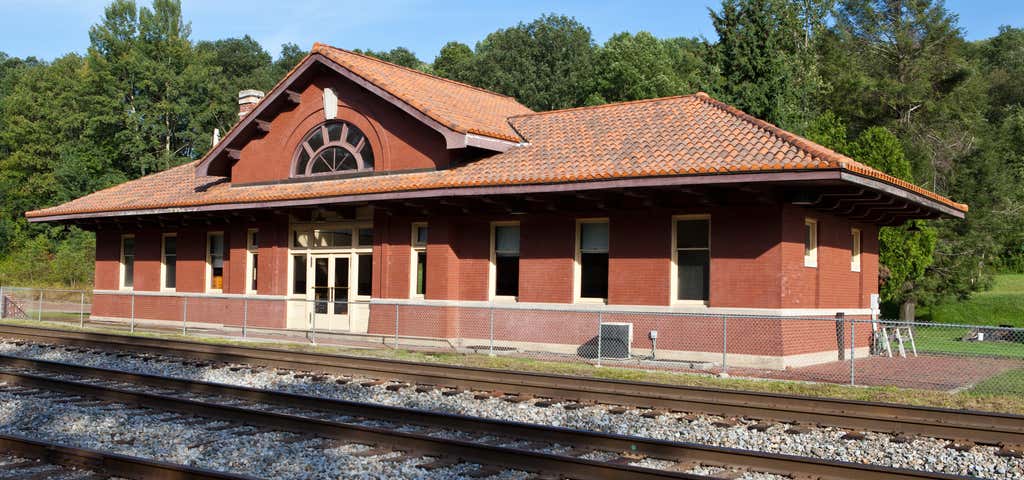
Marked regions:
[574,297,607,305]
[672,300,709,307]
[207,289,223,294]
[490,295,518,304]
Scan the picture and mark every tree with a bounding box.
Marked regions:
[848,127,937,318]
[592,31,690,103]
[710,0,825,131]
[274,43,307,76]
[356,47,426,70]
[432,41,474,81]
[467,14,597,111]
[83,0,219,177]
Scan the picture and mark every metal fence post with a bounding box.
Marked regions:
[850,317,856,386]
[596,311,603,368]
[182,296,188,335]
[130,291,135,334]
[488,304,495,357]
[393,304,399,349]
[721,315,728,375]
[0,285,5,318]
[37,289,43,322]
[242,297,248,338]
[311,304,317,345]
[79,291,85,327]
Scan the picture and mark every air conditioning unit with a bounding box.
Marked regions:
[599,323,632,359]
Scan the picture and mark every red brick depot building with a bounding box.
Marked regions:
[27,43,967,368]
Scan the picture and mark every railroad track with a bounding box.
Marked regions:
[0,431,255,479]
[0,354,972,480]
[0,324,1017,451]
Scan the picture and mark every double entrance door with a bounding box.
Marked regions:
[311,254,351,331]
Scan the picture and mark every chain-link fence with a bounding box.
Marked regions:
[1,286,1022,397]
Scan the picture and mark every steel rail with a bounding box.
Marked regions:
[0,355,970,480]
[0,432,256,480]
[0,324,1020,447]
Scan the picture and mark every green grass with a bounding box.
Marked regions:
[919,274,1024,327]
[3,318,1024,415]
[969,368,1024,396]
[913,326,1024,359]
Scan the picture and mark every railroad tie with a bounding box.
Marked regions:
[360,379,387,388]
[890,433,916,443]
[441,388,464,396]
[784,424,810,435]
[997,444,1024,458]
[416,456,462,470]
[640,409,667,419]
[712,418,738,428]
[945,440,975,452]
[532,400,554,408]
[351,446,393,457]
[747,422,773,432]
[840,431,867,441]
[19,467,63,480]
[466,465,505,478]
[413,384,434,393]
[607,406,629,415]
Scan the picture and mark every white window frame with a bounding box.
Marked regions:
[246,229,259,294]
[670,214,711,306]
[489,221,520,302]
[410,222,428,299]
[206,231,225,293]
[804,218,818,268]
[160,233,176,292]
[119,234,135,291]
[574,218,610,304]
[851,227,862,272]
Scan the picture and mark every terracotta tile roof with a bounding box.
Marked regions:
[313,43,533,142]
[26,93,967,220]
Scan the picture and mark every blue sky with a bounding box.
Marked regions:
[1,0,1022,61]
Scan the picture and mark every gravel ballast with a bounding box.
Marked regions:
[0,339,1019,479]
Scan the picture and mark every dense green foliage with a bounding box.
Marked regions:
[1,0,1022,320]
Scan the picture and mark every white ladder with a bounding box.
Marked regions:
[879,325,917,358]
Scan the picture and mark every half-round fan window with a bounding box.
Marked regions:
[293,121,374,177]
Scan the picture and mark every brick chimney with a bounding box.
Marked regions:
[238,89,265,118]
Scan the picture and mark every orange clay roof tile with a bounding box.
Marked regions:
[26,92,967,220]
[312,44,533,142]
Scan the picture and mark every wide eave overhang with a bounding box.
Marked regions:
[26,168,966,226]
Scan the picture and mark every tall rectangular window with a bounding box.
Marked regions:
[207,232,225,291]
[162,234,177,290]
[674,217,710,302]
[577,220,609,300]
[411,223,428,297]
[357,253,372,297]
[492,223,520,298]
[292,254,307,295]
[120,235,135,289]
[851,228,862,272]
[246,229,259,294]
[804,218,818,268]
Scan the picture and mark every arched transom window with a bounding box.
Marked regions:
[293,121,374,177]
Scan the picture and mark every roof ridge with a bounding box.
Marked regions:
[510,93,699,120]
[312,43,524,102]
[690,92,854,169]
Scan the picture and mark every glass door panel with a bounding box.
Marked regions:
[313,257,329,314]
[333,257,349,315]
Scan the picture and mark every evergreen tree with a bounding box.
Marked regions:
[710,0,825,131]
